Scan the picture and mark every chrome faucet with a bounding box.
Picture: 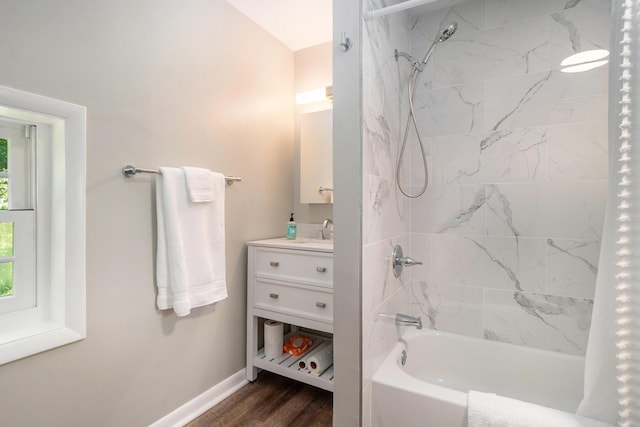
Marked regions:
[395,313,422,329]
[321,218,333,240]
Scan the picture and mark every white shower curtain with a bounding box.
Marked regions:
[578,1,639,425]
[577,188,619,424]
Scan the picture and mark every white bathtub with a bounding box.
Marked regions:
[371,328,586,427]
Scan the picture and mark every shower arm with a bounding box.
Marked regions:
[394,39,437,74]
[394,49,421,71]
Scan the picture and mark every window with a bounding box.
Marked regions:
[0,221,13,297]
[0,85,86,365]
[0,123,36,315]
[0,139,10,297]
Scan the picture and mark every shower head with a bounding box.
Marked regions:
[417,22,458,67]
[396,22,458,73]
[438,22,458,42]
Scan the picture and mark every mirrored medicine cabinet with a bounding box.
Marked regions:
[300,108,333,204]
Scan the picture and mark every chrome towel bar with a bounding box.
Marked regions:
[122,164,242,186]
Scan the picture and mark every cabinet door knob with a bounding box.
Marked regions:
[316,266,327,273]
[316,302,326,308]
[270,261,279,267]
[269,293,279,299]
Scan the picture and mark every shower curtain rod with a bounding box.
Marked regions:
[121,165,242,185]
[364,0,466,21]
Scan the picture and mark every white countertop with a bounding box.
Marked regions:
[248,237,333,252]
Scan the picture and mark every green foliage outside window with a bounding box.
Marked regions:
[0,140,11,297]
[0,138,6,170]
[0,262,13,297]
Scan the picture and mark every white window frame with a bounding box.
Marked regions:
[0,85,86,365]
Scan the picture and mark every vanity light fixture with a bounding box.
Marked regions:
[560,49,609,73]
[296,86,333,105]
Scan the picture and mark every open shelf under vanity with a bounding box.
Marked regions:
[253,329,334,392]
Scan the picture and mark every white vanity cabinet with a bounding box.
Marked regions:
[246,238,334,391]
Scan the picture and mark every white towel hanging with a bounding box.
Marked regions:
[155,167,227,316]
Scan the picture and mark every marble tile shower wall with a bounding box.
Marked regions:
[362,1,412,425]
[407,0,610,356]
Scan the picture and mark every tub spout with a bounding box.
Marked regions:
[396,313,422,330]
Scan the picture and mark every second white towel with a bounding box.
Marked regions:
[182,166,215,203]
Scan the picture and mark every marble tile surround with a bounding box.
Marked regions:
[362,0,610,372]
[362,2,413,426]
[405,0,610,356]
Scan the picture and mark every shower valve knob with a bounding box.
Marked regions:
[392,245,423,278]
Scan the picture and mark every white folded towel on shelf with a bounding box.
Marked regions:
[467,391,615,427]
[181,166,215,203]
[155,167,227,317]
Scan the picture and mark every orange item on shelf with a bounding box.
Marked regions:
[283,334,313,356]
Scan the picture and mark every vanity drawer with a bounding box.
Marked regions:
[254,248,333,288]
[254,280,333,323]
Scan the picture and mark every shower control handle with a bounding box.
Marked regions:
[398,256,423,267]
[392,245,423,278]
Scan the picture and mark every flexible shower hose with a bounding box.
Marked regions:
[396,66,429,198]
[395,24,456,198]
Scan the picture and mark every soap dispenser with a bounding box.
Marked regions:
[286,213,297,240]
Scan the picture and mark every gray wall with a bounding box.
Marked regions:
[0,1,294,426]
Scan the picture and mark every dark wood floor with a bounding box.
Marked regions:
[186,371,333,427]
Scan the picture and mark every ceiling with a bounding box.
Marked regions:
[226,0,332,51]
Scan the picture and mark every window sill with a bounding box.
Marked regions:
[0,320,84,365]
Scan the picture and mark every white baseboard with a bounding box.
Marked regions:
[150,368,248,427]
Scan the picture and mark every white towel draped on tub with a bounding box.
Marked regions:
[155,167,227,317]
[467,391,615,427]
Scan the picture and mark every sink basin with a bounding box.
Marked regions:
[249,237,333,251]
[284,238,333,249]
[295,238,333,244]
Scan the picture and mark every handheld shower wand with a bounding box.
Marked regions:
[394,23,457,73]
[394,23,458,198]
